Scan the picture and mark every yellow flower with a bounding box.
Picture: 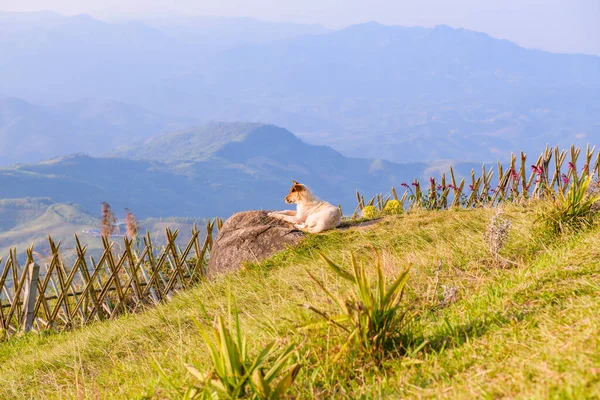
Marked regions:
[361,205,379,219]
[383,199,403,215]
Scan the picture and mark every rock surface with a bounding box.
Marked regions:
[206,210,305,277]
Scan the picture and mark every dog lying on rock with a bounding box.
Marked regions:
[268,180,341,233]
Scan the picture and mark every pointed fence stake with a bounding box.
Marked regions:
[21,263,40,333]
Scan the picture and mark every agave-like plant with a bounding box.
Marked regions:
[306,251,411,359]
[182,310,301,400]
[539,174,599,234]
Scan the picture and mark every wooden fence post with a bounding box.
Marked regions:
[21,262,40,333]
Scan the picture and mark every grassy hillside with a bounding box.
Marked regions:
[0,205,598,398]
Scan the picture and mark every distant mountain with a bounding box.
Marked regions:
[310,85,600,162]
[0,97,198,165]
[110,122,268,161]
[0,123,449,219]
[110,122,343,162]
[0,202,98,261]
[0,12,182,103]
[1,13,598,163]
[0,197,54,231]
[195,22,599,100]
[139,15,328,47]
[184,22,599,161]
[0,199,207,262]
[0,12,328,105]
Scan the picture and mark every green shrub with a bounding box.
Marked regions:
[361,205,379,219]
[181,311,300,399]
[538,175,599,235]
[383,199,403,215]
[307,251,411,359]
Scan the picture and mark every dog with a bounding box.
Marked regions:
[268,180,342,233]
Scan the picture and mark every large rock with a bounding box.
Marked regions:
[207,210,305,277]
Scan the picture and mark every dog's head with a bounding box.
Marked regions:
[285,180,307,204]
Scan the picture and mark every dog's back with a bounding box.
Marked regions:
[303,200,341,233]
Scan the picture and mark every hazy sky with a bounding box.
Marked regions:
[2,0,599,55]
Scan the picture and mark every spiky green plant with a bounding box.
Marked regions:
[538,174,600,235]
[306,251,411,359]
[181,311,300,399]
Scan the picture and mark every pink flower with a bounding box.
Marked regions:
[510,168,519,180]
[530,165,544,175]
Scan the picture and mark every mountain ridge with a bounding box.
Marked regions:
[0,96,199,165]
[1,12,598,163]
[0,123,444,219]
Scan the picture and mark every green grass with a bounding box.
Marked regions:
[0,206,599,399]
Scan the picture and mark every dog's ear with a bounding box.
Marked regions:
[292,180,299,185]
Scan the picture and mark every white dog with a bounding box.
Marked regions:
[268,180,342,233]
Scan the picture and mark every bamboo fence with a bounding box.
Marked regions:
[353,145,600,216]
[0,220,220,340]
